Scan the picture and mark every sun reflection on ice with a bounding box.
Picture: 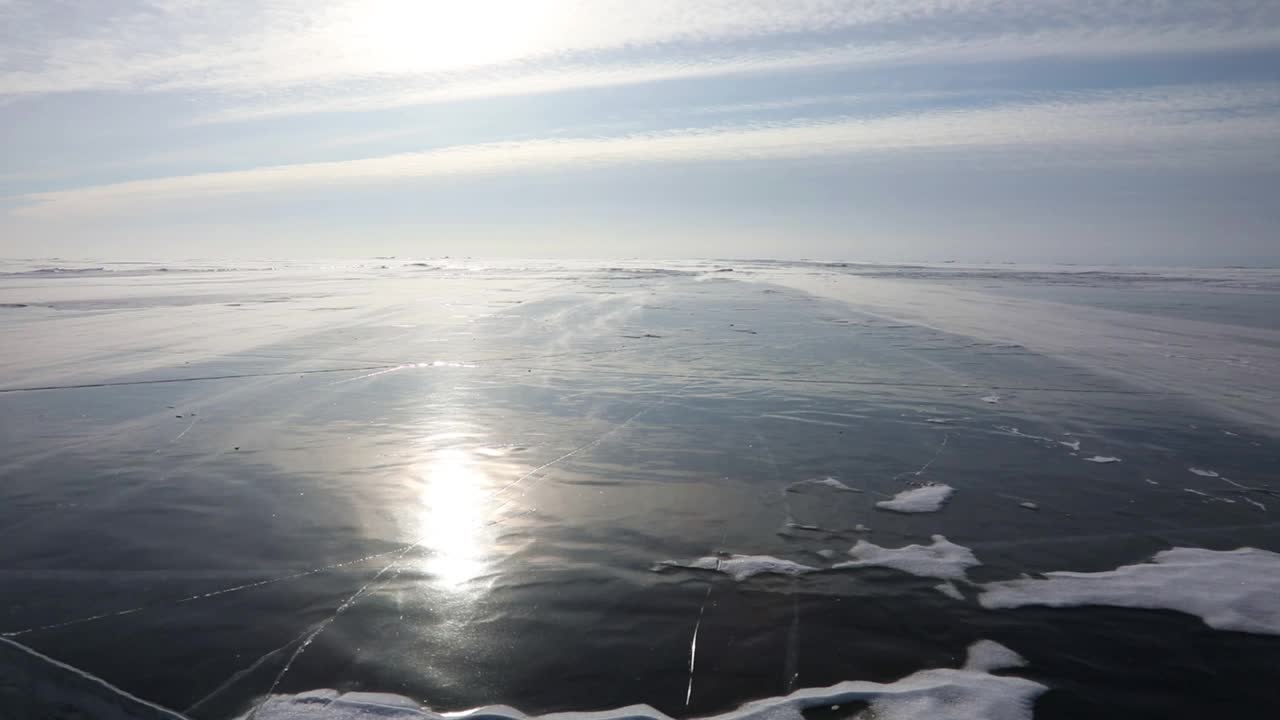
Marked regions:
[418,446,492,591]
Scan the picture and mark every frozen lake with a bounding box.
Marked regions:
[1,259,1278,719]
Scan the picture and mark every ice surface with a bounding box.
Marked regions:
[0,637,186,720]
[875,484,954,513]
[979,547,1280,636]
[770,268,1280,432]
[244,640,1043,720]
[833,535,979,581]
[1082,456,1120,463]
[5,628,1043,720]
[656,554,819,581]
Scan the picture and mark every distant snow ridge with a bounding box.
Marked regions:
[655,554,819,581]
[876,484,954,513]
[834,535,980,582]
[979,547,1280,636]
[244,640,1044,720]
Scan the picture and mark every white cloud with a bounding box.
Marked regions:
[12,83,1278,220]
[1,0,1277,124]
[195,24,1280,124]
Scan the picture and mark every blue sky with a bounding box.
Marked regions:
[2,0,1279,263]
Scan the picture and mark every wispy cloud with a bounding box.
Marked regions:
[2,0,1278,125]
[12,83,1278,220]
[200,25,1280,124]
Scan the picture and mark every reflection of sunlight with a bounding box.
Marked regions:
[419,447,490,590]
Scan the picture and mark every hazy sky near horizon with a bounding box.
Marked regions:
[2,1,1279,263]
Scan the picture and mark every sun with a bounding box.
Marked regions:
[340,0,564,73]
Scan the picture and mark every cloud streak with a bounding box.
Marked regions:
[2,0,1278,125]
[12,83,1278,220]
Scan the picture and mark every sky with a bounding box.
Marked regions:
[1,0,1279,263]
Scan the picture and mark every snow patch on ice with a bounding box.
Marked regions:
[1083,455,1120,463]
[981,395,1001,404]
[962,640,1029,673]
[833,535,980,581]
[979,547,1280,636]
[1018,502,1039,511]
[656,554,819,581]
[935,581,965,600]
[788,477,861,493]
[876,484,954,513]
[996,426,1052,443]
[785,522,824,531]
[997,426,1082,454]
[244,640,1043,720]
[1189,467,1220,477]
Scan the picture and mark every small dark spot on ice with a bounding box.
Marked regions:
[176,415,183,418]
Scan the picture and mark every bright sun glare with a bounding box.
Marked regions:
[343,0,565,72]
[419,446,490,590]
